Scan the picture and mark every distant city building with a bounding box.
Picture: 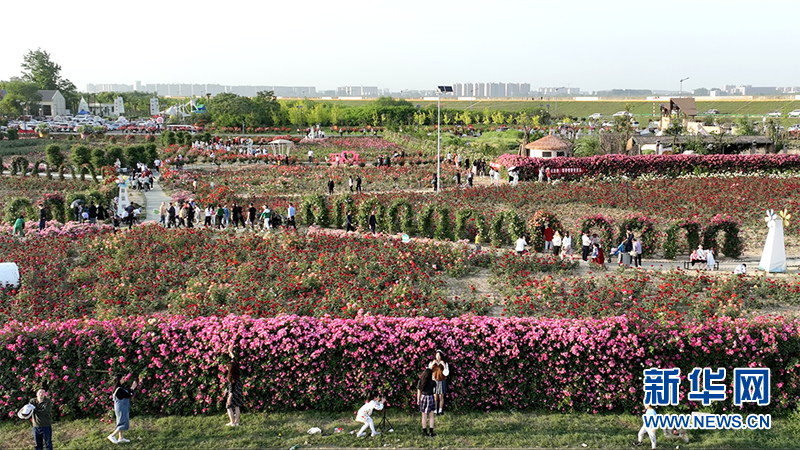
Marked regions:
[336,86,379,97]
[451,82,533,98]
[536,87,580,96]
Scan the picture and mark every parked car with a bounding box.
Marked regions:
[612,111,633,117]
[589,113,602,120]
[788,109,800,118]
[766,111,782,117]
[705,109,720,115]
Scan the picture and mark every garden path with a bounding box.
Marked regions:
[141,177,172,222]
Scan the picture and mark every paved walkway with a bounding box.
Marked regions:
[141,176,173,222]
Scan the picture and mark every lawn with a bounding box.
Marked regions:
[1,410,797,449]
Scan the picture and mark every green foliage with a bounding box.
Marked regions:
[300,194,330,227]
[454,209,489,241]
[357,198,380,232]
[703,217,743,258]
[332,193,354,229]
[161,131,176,147]
[124,145,146,166]
[573,135,602,157]
[616,216,659,257]
[386,198,412,234]
[70,144,91,168]
[106,145,124,167]
[735,117,760,136]
[45,144,64,168]
[580,215,615,248]
[3,198,34,224]
[663,219,702,260]
[0,79,42,116]
[90,148,107,169]
[417,204,435,238]
[434,206,454,241]
[9,156,29,176]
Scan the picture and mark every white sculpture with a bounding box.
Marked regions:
[758,209,790,273]
[116,176,131,217]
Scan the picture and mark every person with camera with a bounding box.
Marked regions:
[355,391,384,437]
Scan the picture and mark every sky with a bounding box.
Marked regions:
[1,0,798,93]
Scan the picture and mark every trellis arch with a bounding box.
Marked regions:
[4,198,34,224]
[434,206,454,241]
[616,216,659,257]
[526,210,565,252]
[579,214,615,248]
[10,157,29,176]
[42,193,66,223]
[386,198,414,234]
[663,218,702,259]
[702,215,743,258]
[490,211,528,247]
[300,193,330,227]
[417,204,436,238]
[454,208,489,242]
[332,193,355,229]
[357,198,385,232]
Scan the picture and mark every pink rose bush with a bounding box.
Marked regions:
[1,314,798,419]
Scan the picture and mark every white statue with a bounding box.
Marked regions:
[758,209,790,273]
[116,176,131,217]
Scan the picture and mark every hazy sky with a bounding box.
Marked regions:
[1,0,798,93]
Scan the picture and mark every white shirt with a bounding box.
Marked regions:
[563,236,572,248]
[582,235,591,246]
[734,264,746,275]
[552,234,562,247]
[356,400,383,422]
[515,237,527,252]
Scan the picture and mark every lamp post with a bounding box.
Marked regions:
[679,77,690,96]
[296,105,304,136]
[436,86,453,193]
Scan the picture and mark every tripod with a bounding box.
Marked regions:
[377,407,394,432]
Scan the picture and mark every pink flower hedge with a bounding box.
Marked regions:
[1,315,797,419]
[497,153,800,179]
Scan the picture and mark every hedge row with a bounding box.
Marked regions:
[1,315,797,420]
[497,153,800,179]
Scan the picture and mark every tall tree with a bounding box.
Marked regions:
[0,79,42,116]
[20,48,78,111]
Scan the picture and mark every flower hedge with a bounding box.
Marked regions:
[496,153,800,179]
[1,315,798,420]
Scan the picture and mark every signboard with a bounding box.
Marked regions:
[149,98,160,116]
[548,167,585,176]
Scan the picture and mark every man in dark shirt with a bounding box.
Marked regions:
[30,388,53,450]
[38,205,47,231]
[247,203,257,227]
[327,178,335,195]
[356,176,362,192]
[88,202,97,224]
[167,203,177,228]
[369,210,377,234]
[231,203,241,228]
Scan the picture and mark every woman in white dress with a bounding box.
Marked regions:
[705,248,716,271]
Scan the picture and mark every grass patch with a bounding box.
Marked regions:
[1,410,798,449]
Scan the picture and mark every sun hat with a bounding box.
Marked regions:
[17,404,34,419]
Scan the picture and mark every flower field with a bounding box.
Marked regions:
[2,315,799,420]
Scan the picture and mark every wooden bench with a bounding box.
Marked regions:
[683,260,719,271]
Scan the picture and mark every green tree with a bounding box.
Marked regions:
[106,146,124,166]
[0,79,42,116]
[251,90,280,126]
[20,48,78,111]
[91,148,108,168]
[208,93,255,128]
[330,103,342,126]
[734,117,759,136]
[71,145,91,167]
[45,144,64,167]
[573,135,602,157]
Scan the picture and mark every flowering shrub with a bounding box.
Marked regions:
[703,214,745,258]
[1,314,798,420]
[617,216,660,257]
[579,214,615,246]
[526,210,565,252]
[496,153,800,179]
[663,219,703,259]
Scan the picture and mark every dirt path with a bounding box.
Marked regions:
[442,268,506,317]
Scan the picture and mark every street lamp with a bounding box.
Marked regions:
[679,77,690,96]
[436,86,453,193]
[296,105,304,136]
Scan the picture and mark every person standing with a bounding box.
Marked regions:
[108,375,138,444]
[30,388,53,450]
[561,231,573,258]
[216,204,224,229]
[223,350,243,427]
[231,203,241,229]
[327,178,335,195]
[581,232,591,261]
[705,247,715,271]
[633,238,643,268]
[345,209,355,232]
[159,202,167,226]
[287,203,296,229]
[368,210,377,234]
[467,171,473,187]
[552,231,562,257]
[167,203,177,229]
[543,223,554,252]
[204,206,214,227]
[417,368,437,437]
[261,206,271,231]
[356,176,362,192]
[349,176,354,192]
[247,203,257,228]
[97,204,107,223]
[634,404,657,449]
[38,205,47,231]
[428,351,449,415]
[88,202,97,224]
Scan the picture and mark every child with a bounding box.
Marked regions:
[634,404,657,449]
[355,391,384,438]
